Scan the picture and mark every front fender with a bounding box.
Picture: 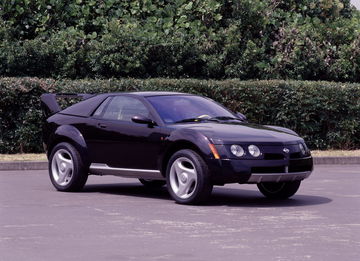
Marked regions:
[157,128,215,176]
[166,128,214,158]
[265,125,299,136]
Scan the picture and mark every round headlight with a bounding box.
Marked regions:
[230,145,245,157]
[299,143,306,155]
[248,145,261,157]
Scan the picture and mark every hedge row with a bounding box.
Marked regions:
[1,1,360,81]
[0,77,359,153]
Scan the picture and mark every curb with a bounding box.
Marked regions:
[313,157,360,165]
[0,157,359,171]
[0,161,48,171]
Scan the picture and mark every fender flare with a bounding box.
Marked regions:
[168,129,213,155]
[48,125,89,164]
[158,129,213,176]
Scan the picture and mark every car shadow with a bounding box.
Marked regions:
[208,187,332,207]
[83,183,171,201]
[82,183,332,207]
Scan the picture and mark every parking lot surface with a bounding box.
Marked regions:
[0,165,359,261]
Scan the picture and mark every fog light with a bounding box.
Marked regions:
[230,145,245,157]
[248,145,261,157]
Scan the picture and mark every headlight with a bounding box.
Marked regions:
[299,143,306,155]
[230,145,245,157]
[248,145,261,157]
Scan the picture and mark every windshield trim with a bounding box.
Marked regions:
[146,95,238,125]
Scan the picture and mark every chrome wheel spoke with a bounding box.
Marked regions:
[55,153,62,167]
[57,171,67,184]
[177,182,188,196]
[185,169,196,182]
[177,179,194,197]
[59,154,73,166]
[174,161,186,175]
[65,161,74,173]
[63,165,73,182]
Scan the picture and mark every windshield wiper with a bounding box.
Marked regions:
[174,117,217,123]
[174,116,244,124]
[209,116,243,121]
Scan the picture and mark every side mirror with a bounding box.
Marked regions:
[132,115,156,126]
[236,112,247,122]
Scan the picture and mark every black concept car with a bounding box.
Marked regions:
[41,92,313,204]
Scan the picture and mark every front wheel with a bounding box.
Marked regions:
[49,142,88,192]
[166,149,213,204]
[257,181,301,199]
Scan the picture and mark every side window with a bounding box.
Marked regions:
[99,96,150,122]
[93,97,111,117]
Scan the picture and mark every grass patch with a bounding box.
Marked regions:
[311,150,360,157]
[0,153,47,161]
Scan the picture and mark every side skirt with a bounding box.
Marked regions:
[89,163,165,180]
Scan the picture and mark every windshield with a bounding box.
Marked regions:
[147,95,235,124]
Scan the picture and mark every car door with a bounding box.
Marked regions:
[86,95,164,170]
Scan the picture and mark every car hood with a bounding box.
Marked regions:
[171,121,302,145]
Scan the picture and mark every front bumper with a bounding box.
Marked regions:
[208,156,313,184]
[247,170,311,183]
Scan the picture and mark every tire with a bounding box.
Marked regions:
[257,181,301,199]
[166,149,213,204]
[49,142,88,192]
[139,179,166,188]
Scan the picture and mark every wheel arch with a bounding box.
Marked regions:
[160,140,204,177]
[47,125,89,165]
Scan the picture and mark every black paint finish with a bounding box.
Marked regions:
[41,92,313,184]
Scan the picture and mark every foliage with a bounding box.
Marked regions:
[0,77,359,153]
[0,0,359,81]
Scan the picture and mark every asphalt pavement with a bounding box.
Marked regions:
[0,165,359,261]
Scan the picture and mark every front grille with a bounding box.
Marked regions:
[251,166,285,173]
[252,160,312,174]
[264,153,285,160]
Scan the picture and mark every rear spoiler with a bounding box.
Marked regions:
[40,93,94,118]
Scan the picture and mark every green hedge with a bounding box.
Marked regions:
[1,1,360,81]
[0,77,359,153]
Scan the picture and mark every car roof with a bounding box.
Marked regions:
[105,91,189,97]
[58,91,195,117]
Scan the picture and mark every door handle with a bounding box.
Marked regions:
[98,123,107,128]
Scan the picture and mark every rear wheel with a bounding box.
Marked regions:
[139,179,166,188]
[49,142,88,192]
[166,149,213,204]
[257,181,301,199]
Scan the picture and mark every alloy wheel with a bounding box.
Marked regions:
[51,149,74,186]
[169,157,198,199]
